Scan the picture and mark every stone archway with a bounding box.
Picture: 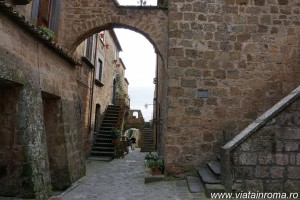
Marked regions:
[59,0,168,62]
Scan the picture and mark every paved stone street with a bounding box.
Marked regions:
[60,149,207,200]
[0,149,207,200]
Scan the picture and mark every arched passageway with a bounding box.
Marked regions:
[59,0,168,62]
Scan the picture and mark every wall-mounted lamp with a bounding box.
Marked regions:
[153,78,157,84]
[145,103,154,109]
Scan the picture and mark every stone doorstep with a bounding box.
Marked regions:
[48,183,79,200]
[186,176,205,193]
[144,167,164,183]
[205,183,226,198]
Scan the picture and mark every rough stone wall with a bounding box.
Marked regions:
[36,29,86,184]
[0,85,33,197]
[232,98,300,192]
[0,10,85,198]
[126,110,145,130]
[42,95,70,190]
[76,58,93,155]
[164,0,300,174]
[156,56,168,156]
[0,46,52,199]
[92,31,121,111]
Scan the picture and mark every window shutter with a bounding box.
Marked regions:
[49,0,61,35]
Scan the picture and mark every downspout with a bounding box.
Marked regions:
[88,33,99,134]
[155,53,159,151]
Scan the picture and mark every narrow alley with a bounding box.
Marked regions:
[58,149,207,200]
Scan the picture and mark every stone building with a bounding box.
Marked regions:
[0,0,128,198]
[75,29,129,155]
[0,0,300,198]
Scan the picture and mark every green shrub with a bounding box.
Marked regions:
[39,26,55,40]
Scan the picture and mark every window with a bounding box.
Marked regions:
[96,59,103,82]
[84,35,96,64]
[37,0,52,27]
[32,0,61,34]
[114,48,118,62]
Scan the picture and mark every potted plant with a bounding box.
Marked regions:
[145,153,164,175]
[147,158,164,175]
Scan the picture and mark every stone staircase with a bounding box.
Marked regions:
[187,155,227,197]
[140,127,155,152]
[90,105,120,161]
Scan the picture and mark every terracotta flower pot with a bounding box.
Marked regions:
[151,168,162,175]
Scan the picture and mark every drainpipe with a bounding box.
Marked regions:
[155,53,159,151]
[88,33,99,134]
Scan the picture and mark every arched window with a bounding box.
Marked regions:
[133,111,139,118]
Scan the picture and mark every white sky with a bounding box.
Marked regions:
[117,0,157,6]
[114,28,156,121]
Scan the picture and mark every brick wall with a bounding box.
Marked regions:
[232,97,300,192]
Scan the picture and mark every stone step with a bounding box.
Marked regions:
[100,126,115,130]
[105,112,119,116]
[90,150,114,155]
[97,133,111,136]
[102,119,118,123]
[107,107,120,111]
[142,145,154,148]
[99,130,111,133]
[186,176,204,193]
[142,136,154,138]
[142,141,154,143]
[141,148,155,152]
[101,121,116,125]
[197,167,221,184]
[88,156,113,162]
[92,146,114,151]
[207,161,220,177]
[103,115,119,119]
[142,139,154,141]
[204,184,226,198]
[93,142,113,147]
[142,144,154,146]
[96,137,112,141]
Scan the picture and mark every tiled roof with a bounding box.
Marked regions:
[0,1,81,66]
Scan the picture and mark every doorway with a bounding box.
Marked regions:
[42,92,70,191]
[0,80,26,197]
[94,104,101,132]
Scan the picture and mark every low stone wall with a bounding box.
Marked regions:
[232,98,300,192]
